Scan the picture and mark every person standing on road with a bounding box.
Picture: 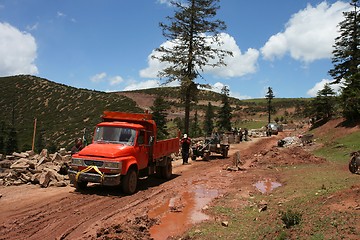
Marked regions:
[180,134,191,165]
[71,138,84,155]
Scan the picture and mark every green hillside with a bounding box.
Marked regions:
[0,75,312,154]
[0,75,142,152]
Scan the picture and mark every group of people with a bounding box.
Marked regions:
[180,128,250,164]
[71,138,84,155]
[231,127,249,141]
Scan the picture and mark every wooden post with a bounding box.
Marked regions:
[32,118,37,152]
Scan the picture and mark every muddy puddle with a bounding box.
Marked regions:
[254,179,281,194]
[149,184,220,240]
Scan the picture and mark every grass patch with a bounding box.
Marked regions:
[313,131,360,163]
[237,120,267,130]
[191,162,359,239]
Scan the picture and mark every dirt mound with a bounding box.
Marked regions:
[248,145,326,167]
[95,215,158,240]
[311,118,360,141]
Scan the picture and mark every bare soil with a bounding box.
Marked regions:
[0,125,359,240]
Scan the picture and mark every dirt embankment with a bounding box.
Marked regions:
[0,128,357,240]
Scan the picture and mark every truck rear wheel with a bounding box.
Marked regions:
[161,158,172,180]
[121,168,138,194]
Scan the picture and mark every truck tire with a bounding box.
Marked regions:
[74,181,87,191]
[222,149,228,158]
[161,158,172,180]
[349,157,360,174]
[203,152,210,161]
[121,168,138,195]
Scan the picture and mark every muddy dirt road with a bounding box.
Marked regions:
[0,132,291,240]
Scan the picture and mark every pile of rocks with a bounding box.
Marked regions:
[0,148,71,188]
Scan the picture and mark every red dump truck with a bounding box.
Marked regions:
[68,111,180,194]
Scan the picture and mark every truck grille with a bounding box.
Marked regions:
[84,160,104,167]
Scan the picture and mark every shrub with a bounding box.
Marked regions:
[280,209,302,228]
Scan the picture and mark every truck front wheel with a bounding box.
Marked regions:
[222,149,229,158]
[74,181,87,191]
[121,168,138,195]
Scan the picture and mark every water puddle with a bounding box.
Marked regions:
[149,185,219,240]
[254,179,281,194]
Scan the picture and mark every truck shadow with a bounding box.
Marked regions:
[138,174,180,190]
[71,174,180,197]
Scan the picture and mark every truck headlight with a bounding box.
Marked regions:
[72,158,84,166]
[103,161,122,169]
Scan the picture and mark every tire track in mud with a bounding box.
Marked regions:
[0,135,284,240]
[0,190,137,239]
[0,183,171,240]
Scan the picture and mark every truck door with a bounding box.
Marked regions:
[135,130,149,169]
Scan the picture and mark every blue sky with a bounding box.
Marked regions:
[0,0,352,99]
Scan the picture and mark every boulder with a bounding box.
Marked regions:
[13,152,28,158]
[10,158,35,170]
[59,148,67,156]
[0,160,13,169]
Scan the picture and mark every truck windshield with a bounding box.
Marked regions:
[94,126,136,145]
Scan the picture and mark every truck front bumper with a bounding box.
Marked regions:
[68,169,121,186]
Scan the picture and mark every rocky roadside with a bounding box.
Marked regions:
[0,148,71,188]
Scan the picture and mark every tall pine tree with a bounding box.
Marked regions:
[217,86,232,132]
[5,126,18,154]
[154,0,232,134]
[0,121,5,154]
[265,87,275,123]
[150,95,170,140]
[204,102,215,136]
[329,0,360,121]
[311,83,337,121]
[190,110,202,137]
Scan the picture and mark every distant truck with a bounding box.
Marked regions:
[68,111,179,194]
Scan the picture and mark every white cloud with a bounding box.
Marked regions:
[57,11,66,18]
[156,0,172,7]
[211,82,226,93]
[139,47,169,78]
[140,33,259,79]
[207,82,251,100]
[123,79,160,91]
[90,72,106,83]
[261,1,350,62]
[91,72,124,86]
[26,23,38,31]
[110,76,124,85]
[0,22,38,76]
[204,33,259,78]
[307,79,344,97]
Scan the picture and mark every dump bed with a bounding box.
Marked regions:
[153,137,180,159]
[102,111,156,135]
